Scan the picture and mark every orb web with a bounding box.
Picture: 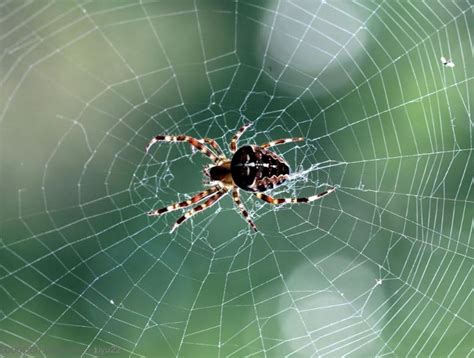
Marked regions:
[1,1,472,357]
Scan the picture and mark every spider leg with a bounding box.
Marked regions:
[254,187,336,204]
[232,187,257,231]
[146,135,219,162]
[199,138,225,157]
[171,189,227,233]
[147,186,220,216]
[260,137,304,149]
[230,122,253,153]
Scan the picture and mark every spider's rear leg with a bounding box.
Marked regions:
[232,187,257,231]
[230,122,252,153]
[260,137,304,149]
[146,135,219,162]
[171,189,227,233]
[148,186,220,216]
[254,187,336,204]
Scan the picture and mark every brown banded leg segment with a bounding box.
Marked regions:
[146,135,219,162]
[199,138,225,156]
[254,187,336,204]
[230,122,253,153]
[147,186,220,216]
[171,189,227,233]
[232,188,257,231]
[260,137,304,149]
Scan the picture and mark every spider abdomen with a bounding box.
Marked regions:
[231,145,290,192]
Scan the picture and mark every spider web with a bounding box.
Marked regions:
[1,1,472,357]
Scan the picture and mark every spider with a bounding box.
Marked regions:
[146,123,336,232]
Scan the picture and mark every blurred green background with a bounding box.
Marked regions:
[1,1,472,357]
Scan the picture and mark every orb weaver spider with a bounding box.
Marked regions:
[146,123,335,232]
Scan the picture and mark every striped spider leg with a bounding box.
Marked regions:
[198,138,225,158]
[230,122,253,153]
[171,188,227,233]
[146,135,220,162]
[232,187,257,231]
[148,186,220,216]
[254,187,336,205]
[261,137,304,149]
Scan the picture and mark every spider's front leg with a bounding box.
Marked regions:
[260,137,304,149]
[171,189,227,233]
[147,187,220,216]
[230,122,253,153]
[254,187,336,204]
[146,135,219,162]
[198,138,225,157]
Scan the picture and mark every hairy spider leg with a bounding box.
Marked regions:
[171,189,227,233]
[232,188,257,231]
[146,135,219,162]
[148,186,220,216]
[260,137,304,149]
[230,122,253,153]
[198,138,225,157]
[254,187,336,204]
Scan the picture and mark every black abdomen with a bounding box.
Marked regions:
[231,146,290,192]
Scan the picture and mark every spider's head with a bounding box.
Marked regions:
[203,164,231,186]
